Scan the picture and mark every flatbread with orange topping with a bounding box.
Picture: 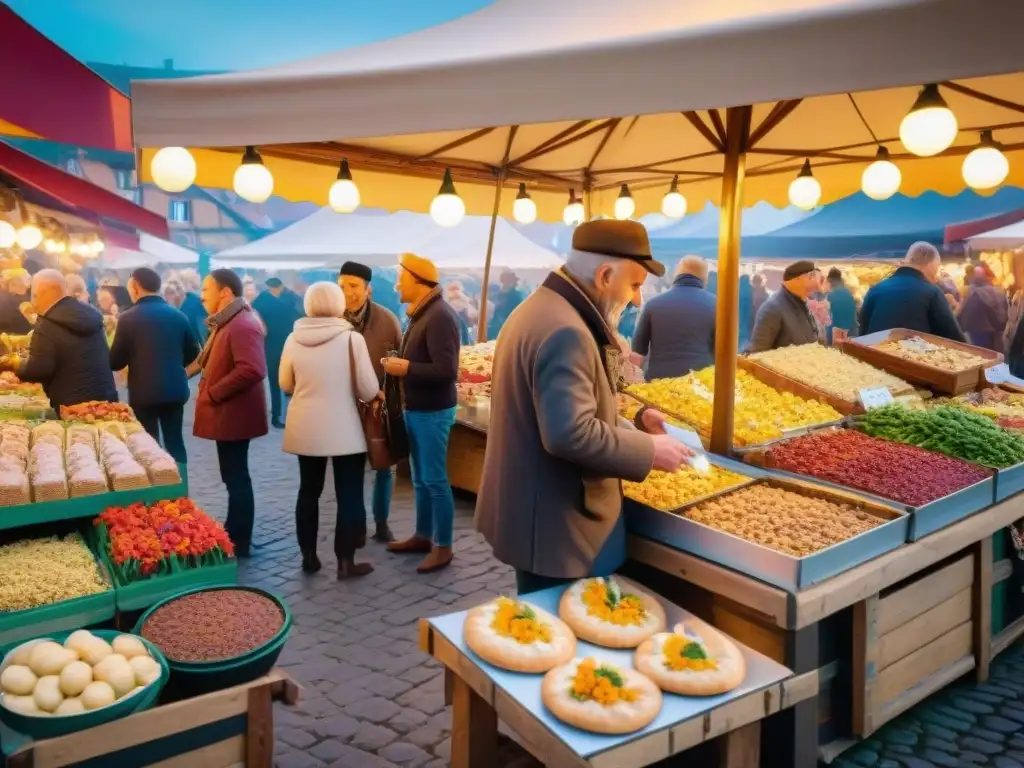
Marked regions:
[464,597,576,673]
[558,576,666,648]
[542,657,662,734]
[635,619,746,696]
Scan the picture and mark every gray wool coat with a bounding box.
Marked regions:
[474,275,655,579]
[745,287,819,353]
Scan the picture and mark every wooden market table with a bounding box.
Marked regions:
[1,669,300,768]
[624,492,1024,766]
[418,590,818,768]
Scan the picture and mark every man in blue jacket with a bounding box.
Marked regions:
[859,242,966,342]
[251,278,302,429]
[109,268,200,464]
[632,255,716,379]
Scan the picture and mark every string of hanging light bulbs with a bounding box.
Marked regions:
[149,82,1012,226]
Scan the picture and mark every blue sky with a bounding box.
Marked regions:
[8,0,493,70]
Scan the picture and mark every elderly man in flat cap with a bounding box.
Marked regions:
[382,253,462,573]
[746,260,822,353]
[475,220,691,594]
[338,261,403,542]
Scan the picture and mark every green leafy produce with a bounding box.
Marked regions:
[680,642,708,660]
[594,666,624,687]
[858,404,1024,468]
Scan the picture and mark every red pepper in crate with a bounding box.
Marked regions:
[768,430,990,507]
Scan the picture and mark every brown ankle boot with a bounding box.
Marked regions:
[416,546,453,573]
[387,535,432,554]
[338,556,374,579]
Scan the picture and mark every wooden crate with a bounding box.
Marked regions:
[5,670,300,768]
[447,423,487,494]
[852,552,981,736]
[842,329,1002,395]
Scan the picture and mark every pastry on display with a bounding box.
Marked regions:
[623,465,750,511]
[541,657,662,734]
[463,596,576,673]
[559,577,666,648]
[634,619,746,696]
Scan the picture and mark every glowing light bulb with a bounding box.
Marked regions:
[150,147,196,193]
[232,146,274,203]
[430,169,465,227]
[512,183,537,224]
[661,176,687,219]
[962,130,1009,190]
[862,146,901,200]
[899,83,958,157]
[329,158,360,213]
[614,184,635,220]
[563,189,584,226]
[15,223,43,251]
[788,160,821,211]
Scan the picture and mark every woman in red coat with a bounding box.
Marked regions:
[192,269,269,557]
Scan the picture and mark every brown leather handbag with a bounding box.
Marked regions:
[349,336,393,470]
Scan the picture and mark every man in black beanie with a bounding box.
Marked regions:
[746,260,822,353]
[338,261,403,542]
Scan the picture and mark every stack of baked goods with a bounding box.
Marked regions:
[98,433,150,491]
[462,575,749,736]
[66,442,108,497]
[28,441,68,502]
[0,422,30,506]
[124,429,181,485]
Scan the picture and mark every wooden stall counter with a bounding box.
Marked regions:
[2,670,300,768]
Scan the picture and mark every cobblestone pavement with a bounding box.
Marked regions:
[179,394,539,768]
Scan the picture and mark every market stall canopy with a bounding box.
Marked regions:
[213,208,561,270]
[102,233,198,269]
[945,208,1024,245]
[0,142,170,240]
[0,5,132,152]
[133,0,1024,219]
[966,219,1024,251]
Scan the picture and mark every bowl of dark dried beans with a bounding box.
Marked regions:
[134,586,291,695]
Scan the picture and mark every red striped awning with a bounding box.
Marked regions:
[0,5,132,152]
[0,141,169,240]
[945,209,1024,245]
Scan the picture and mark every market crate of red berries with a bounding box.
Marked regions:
[748,428,995,541]
[93,498,238,611]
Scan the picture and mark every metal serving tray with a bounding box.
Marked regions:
[995,461,1024,502]
[625,467,909,593]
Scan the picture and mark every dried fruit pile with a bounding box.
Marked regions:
[60,401,136,424]
[683,484,882,557]
[768,429,990,506]
[95,498,234,581]
[140,589,283,662]
[875,336,988,372]
[627,367,841,446]
[859,404,1024,468]
[458,342,494,400]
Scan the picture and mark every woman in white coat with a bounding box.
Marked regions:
[280,282,381,578]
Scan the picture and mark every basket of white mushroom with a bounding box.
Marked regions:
[0,628,168,737]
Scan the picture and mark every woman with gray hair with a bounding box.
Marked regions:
[279,281,382,577]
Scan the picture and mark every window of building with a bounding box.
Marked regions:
[115,169,133,190]
[65,157,83,176]
[168,200,192,223]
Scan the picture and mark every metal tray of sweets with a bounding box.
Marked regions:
[735,426,996,541]
[625,468,909,593]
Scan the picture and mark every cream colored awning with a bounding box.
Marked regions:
[133,0,1024,220]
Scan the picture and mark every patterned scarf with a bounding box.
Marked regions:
[344,301,370,334]
[195,297,249,372]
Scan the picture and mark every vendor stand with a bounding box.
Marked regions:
[128,1,1024,764]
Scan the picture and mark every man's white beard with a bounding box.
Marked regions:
[602,298,629,330]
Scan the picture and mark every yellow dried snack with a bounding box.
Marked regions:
[624,465,749,510]
[0,534,106,612]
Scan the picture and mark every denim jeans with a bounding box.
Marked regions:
[372,468,392,524]
[134,403,187,465]
[216,439,253,550]
[405,407,457,548]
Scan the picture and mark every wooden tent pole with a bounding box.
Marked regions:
[477,176,504,343]
[710,105,753,455]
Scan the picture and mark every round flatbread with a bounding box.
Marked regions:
[542,657,662,734]
[635,619,746,696]
[559,576,666,648]
[464,597,576,673]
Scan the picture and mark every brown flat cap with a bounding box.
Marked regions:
[571,219,665,277]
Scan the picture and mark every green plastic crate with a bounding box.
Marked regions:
[0,465,188,532]
[0,532,116,647]
[111,560,238,612]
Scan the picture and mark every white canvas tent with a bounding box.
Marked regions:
[101,233,199,269]
[967,220,1024,252]
[212,209,561,271]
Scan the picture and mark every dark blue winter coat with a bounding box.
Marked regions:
[859,266,966,342]
[109,295,200,407]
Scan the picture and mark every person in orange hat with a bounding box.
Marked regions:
[383,253,461,573]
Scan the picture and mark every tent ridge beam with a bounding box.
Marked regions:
[749,99,803,147]
[508,118,618,167]
[506,119,597,166]
[586,118,622,173]
[415,127,497,160]
[708,109,727,144]
[942,81,1024,116]
[682,111,724,152]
